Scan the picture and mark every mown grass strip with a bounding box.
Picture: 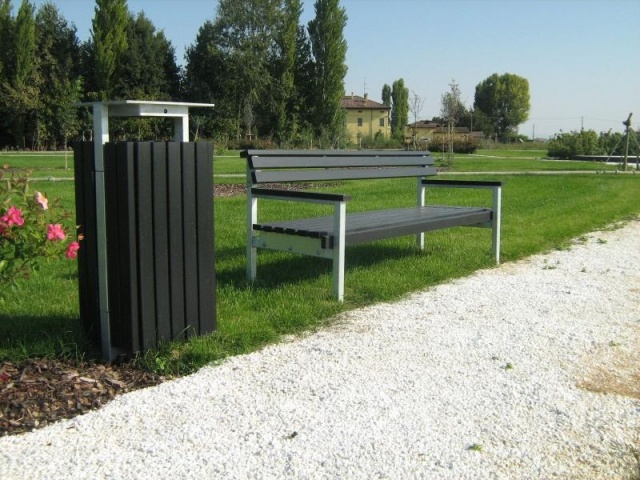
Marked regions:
[2,173,639,376]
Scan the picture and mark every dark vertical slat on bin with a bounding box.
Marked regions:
[115,142,139,354]
[104,143,122,351]
[73,142,100,347]
[152,143,171,343]
[135,143,157,351]
[194,142,216,334]
[167,142,185,339]
[181,143,198,339]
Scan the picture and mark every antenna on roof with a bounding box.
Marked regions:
[363,77,367,97]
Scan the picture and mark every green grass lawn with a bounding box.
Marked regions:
[2,161,640,375]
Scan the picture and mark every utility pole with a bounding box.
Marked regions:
[622,113,632,171]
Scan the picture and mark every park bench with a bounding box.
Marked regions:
[243,149,502,301]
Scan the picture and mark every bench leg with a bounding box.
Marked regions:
[247,243,257,282]
[247,195,258,282]
[332,201,347,301]
[492,186,502,264]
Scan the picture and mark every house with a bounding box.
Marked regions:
[341,93,391,142]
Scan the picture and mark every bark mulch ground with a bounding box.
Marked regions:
[0,358,164,437]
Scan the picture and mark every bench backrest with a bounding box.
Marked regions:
[243,149,437,184]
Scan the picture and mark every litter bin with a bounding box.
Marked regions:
[73,101,216,360]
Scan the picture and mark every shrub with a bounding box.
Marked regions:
[427,137,479,154]
[0,166,79,297]
[547,130,602,158]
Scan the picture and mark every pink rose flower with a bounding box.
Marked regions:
[35,191,49,210]
[65,241,80,259]
[47,223,66,241]
[1,206,25,227]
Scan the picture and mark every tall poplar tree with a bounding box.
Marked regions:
[390,78,408,140]
[91,0,128,99]
[293,24,314,134]
[381,84,391,107]
[307,0,348,144]
[9,0,38,147]
[272,0,301,145]
[0,0,14,143]
[0,0,13,80]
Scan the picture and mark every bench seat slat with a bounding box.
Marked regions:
[253,206,492,246]
[253,166,437,184]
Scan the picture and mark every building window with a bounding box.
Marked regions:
[379,118,385,127]
[357,117,363,127]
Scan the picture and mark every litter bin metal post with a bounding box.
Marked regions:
[75,101,215,361]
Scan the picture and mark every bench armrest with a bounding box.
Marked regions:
[251,187,351,204]
[422,179,502,188]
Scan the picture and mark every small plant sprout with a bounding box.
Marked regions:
[468,443,483,452]
[503,363,514,370]
[597,238,608,244]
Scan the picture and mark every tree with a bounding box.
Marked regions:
[0,0,14,145]
[440,79,464,158]
[307,0,348,145]
[115,12,180,100]
[293,23,315,136]
[408,90,424,149]
[35,1,82,149]
[271,0,301,145]
[184,20,232,140]
[185,0,284,143]
[91,0,128,99]
[381,84,391,107]
[390,78,408,140]
[0,0,13,80]
[6,0,39,148]
[474,72,530,141]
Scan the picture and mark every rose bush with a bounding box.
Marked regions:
[0,165,79,296]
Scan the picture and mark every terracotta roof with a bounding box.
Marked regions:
[341,95,389,110]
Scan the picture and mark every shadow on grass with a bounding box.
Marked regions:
[215,242,428,291]
[0,314,97,362]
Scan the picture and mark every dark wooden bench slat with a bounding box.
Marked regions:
[253,166,437,184]
[243,149,432,158]
[253,206,492,246]
[424,179,503,187]
[249,155,434,169]
[251,187,351,202]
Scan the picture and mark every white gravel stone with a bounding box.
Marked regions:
[1,221,639,480]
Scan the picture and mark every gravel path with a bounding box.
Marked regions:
[1,221,639,480]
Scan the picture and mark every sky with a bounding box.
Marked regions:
[23,0,640,139]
